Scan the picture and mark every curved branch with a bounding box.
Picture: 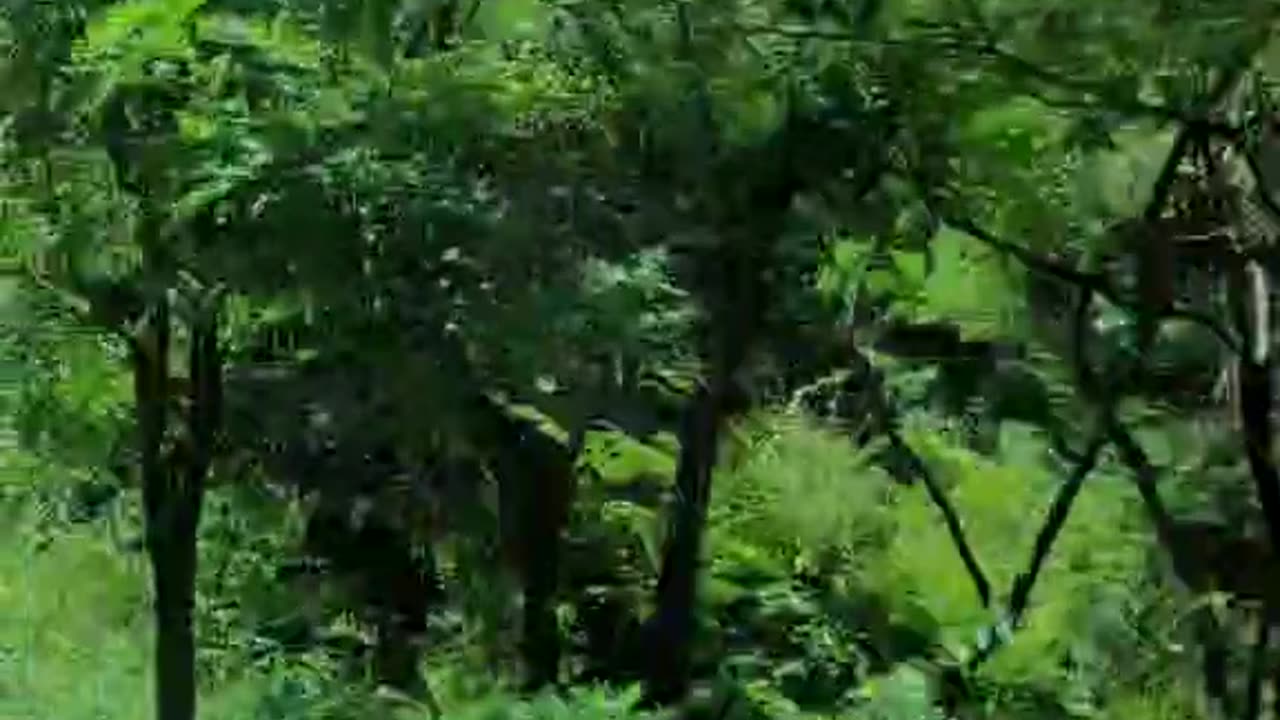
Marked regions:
[919,58,1252,356]
[941,214,1240,353]
[968,269,1121,670]
[942,215,1112,295]
[1107,422,1176,546]
[1007,432,1109,621]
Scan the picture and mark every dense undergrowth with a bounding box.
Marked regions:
[1,410,1208,719]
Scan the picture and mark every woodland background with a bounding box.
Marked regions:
[1,0,1280,719]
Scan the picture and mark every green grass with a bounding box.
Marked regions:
[0,507,364,719]
[0,509,154,719]
[0,488,653,720]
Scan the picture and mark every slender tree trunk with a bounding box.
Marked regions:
[1234,260,1280,720]
[1235,259,1280,555]
[371,535,432,695]
[1109,419,1243,719]
[1271,647,1280,720]
[138,294,220,720]
[1244,610,1270,720]
[490,405,576,689]
[372,612,425,694]
[521,503,562,689]
[641,198,783,704]
[1190,603,1235,720]
[134,293,191,720]
[645,380,725,704]
[644,279,756,702]
[522,428,577,689]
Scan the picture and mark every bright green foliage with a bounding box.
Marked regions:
[696,414,1193,719]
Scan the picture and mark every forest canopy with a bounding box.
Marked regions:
[1,1,1279,719]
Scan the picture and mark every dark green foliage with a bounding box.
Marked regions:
[2,1,1280,719]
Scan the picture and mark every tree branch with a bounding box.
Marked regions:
[892,430,991,608]
[940,214,1240,353]
[838,345,993,609]
[730,21,1232,132]
[967,428,1109,669]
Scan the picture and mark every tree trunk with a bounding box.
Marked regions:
[149,512,201,720]
[521,434,574,689]
[642,219,775,704]
[520,506,562,689]
[490,404,576,689]
[138,297,220,720]
[134,294,193,720]
[1244,612,1270,720]
[1194,605,1234,720]
[372,614,425,694]
[644,380,725,704]
[368,542,432,694]
[1233,260,1280,566]
[1235,260,1280,720]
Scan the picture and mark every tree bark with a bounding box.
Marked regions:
[520,503,563,689]
[1194,605,1234,720]
[134,293,194,720]
[138,296,220,720]
[1244,612,1269,720]
[1234,259,1280,558]
[490,405,577,689]
[645,380,726,704]
[149,512,200,720]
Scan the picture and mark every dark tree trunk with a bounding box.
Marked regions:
[149,514,200,720]
[134,294,181,720]
[642,194,784,704]
[520,506,562,689]
[1110,420,1246,720]
[1271,646,1280,720]
[523,429,577,690]
[138,299,220,720]
[491,408,576,689]
[1230,258,1280,716]
[637,65,818,699]
[644,381,726,704]
[303,501,439,696]
[372,613,425,694]
[368,544,432,694]
[1244,612,1270,720]
[1238,354,1280,551]
[1194,607,1234,720]
[134,299,187,720]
